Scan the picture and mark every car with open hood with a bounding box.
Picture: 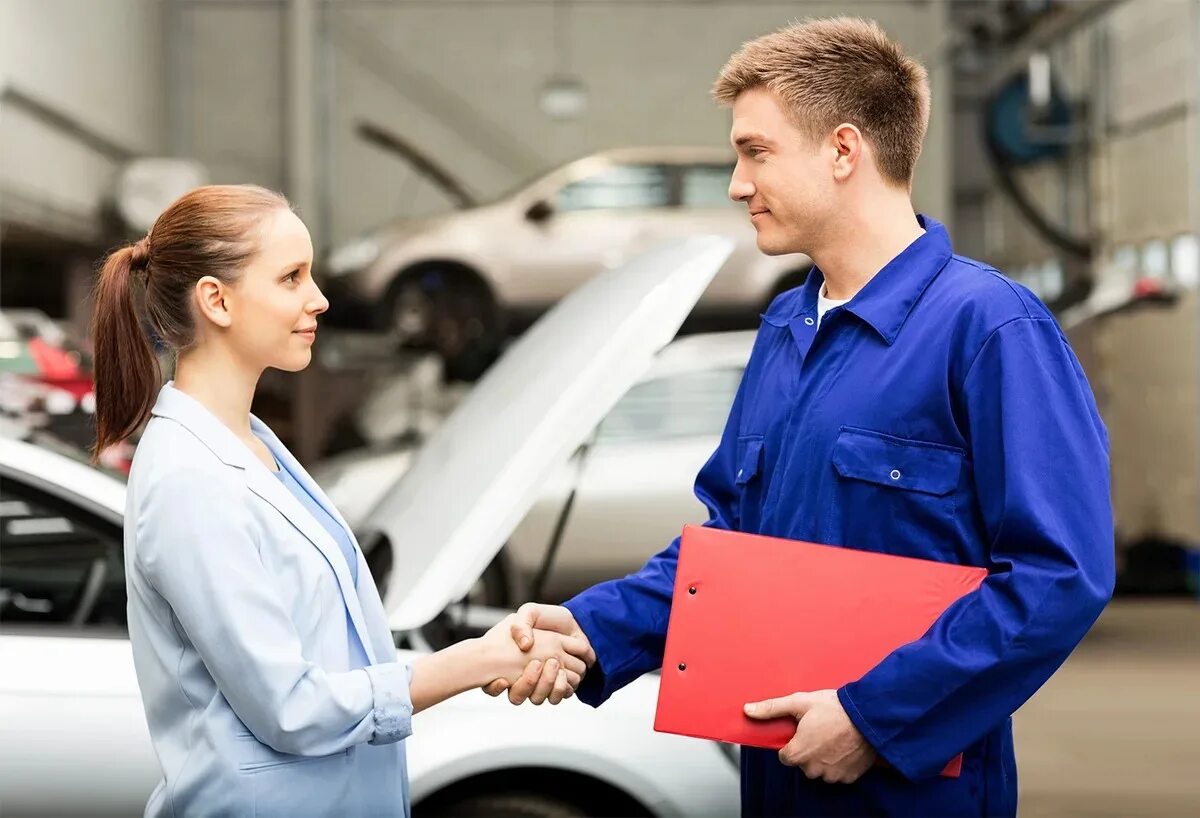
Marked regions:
[313,329,755,605]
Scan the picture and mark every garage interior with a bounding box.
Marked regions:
[2,1,1199,816]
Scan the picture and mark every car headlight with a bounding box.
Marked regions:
[326,237,379,277]
[717,741,740,768]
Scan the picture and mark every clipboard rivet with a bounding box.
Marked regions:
[678,662,687,671]
[688,586,697,595]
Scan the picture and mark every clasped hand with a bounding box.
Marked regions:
[478,603,596,705]
[477,605,595,705]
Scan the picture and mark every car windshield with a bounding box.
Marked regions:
[596,366,744,443]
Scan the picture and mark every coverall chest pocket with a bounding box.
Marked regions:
[829,426,964,555]
[735,434,765,531]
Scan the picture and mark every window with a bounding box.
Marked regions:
[1171,234,1199,288]
[555,164,670,212]
[596,367,744,443]
[0,477,126,629]
[1141,240,1169,280]
[680,164,737,208]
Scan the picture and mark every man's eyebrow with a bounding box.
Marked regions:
[734,133,772,147]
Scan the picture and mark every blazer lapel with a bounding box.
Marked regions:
[150,382,379,665]
[248,418,397,661]
[251,416,361,550]
[242,464,379,665]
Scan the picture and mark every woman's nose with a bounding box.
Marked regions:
[309,282,330,315]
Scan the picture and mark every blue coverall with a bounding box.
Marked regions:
[565,215,1115,817]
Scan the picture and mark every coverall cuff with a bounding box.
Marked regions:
[563,598,633,707]
[365,661,414,745]
[837,685,917,781]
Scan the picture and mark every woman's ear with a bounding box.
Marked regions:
[195,276,233,329]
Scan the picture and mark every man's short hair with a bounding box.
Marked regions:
[713,17,930,187]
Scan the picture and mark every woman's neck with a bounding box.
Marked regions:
[173,346,262,439]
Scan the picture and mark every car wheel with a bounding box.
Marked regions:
[421,792,588,818]
[388,268,501,382]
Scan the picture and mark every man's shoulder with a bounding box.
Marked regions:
[931,254,1055,329]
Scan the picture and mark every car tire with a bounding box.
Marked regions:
[387,267,501,382]
[420,791,588,818]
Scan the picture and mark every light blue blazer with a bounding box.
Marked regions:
[125,382,413,818]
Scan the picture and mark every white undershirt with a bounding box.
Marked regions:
[817,283,852,327]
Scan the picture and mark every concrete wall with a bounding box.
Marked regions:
[955,0,1197,276]
[951,0,1200,551]
[0,0,167,242]
[177,0,951,248]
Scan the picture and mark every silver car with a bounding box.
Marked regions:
[322,146,809,378]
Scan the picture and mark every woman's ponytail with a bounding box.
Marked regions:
[90,239,159,460]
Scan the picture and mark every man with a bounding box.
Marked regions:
[493,17,1114,817]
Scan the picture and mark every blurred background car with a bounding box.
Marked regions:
[321,146,810,379]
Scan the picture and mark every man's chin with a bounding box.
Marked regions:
[755,236,795,256]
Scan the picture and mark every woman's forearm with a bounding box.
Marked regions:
[408,637,498,714]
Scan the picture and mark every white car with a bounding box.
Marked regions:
[314,331,755,604]
[0,238,742,818]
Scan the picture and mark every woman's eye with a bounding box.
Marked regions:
[284,270,300,283]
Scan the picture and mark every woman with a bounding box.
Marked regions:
[91,185,589,817]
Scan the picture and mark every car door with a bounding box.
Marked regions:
[508,163,673,307]
[537,365,746,601]
[0,475,158,817]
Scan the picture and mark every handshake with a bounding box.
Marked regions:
[477,603,594,706]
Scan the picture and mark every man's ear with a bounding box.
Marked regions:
[831,123,863,182]
[195,276,233,329]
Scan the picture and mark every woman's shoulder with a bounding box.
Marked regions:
[130,416,238,489]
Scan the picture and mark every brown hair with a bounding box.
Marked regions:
[712,17,930,187]
[89,184,290,458]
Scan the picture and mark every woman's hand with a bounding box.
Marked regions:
[477,613,590,705]
[482,603,596,705]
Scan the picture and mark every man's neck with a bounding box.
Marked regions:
[810,199,925,302]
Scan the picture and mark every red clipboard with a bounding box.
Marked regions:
[654,525,987,778]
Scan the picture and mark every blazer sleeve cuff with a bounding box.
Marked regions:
[364,662,414,745]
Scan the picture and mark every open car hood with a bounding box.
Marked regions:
[363,236,734,631]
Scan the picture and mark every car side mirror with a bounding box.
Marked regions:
[525,199,554,223]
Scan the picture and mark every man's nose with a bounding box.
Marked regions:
[729,166,755,203]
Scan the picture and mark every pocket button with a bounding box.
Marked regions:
[889,469,902,481]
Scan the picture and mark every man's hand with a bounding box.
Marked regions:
[482,603,596,705]
[743,689,877,784]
